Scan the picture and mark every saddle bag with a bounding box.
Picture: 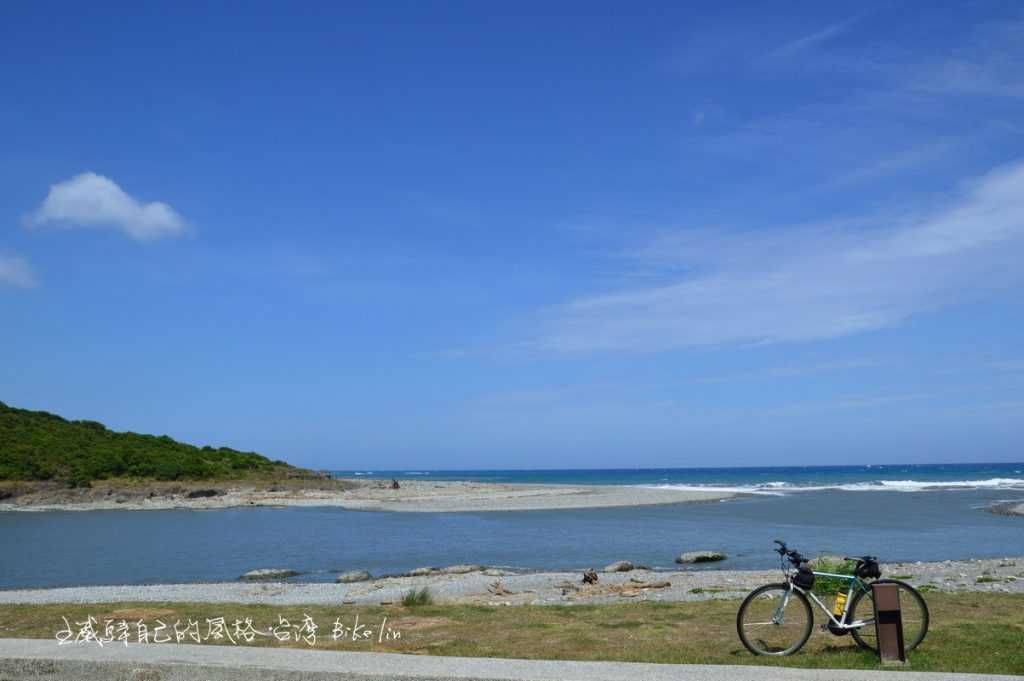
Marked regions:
[855,558,881,579]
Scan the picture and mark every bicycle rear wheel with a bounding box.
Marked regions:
[849,579,929,652]
[736,583,813,656]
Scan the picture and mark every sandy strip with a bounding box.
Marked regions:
[0,480,734,513]
[1,558,1021,607]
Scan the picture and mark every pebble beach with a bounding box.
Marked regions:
[1,557,1020,607]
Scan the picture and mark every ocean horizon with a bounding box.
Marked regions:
[331,462,1024,494]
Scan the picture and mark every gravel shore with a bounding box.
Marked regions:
[0,479,733,513]
[2,558,1020,606]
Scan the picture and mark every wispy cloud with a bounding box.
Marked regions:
[28,172,188,241]
[686,357,887,385]
[0,253,37,289]
[768,13,865,58]
[533,160,1024,354]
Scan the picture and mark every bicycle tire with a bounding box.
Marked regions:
[736,583,814,656]
[849,579,930,653]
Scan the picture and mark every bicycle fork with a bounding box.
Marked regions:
[772,587,794,625]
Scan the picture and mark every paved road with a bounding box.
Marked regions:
[0,638,1019,681]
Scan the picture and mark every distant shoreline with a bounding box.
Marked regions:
[0,479,735,513]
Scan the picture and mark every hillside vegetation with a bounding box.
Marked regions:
[0,401,295,486]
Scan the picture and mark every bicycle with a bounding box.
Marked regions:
[736,540,929,656]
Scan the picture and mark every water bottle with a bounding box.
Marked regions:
[832,591,848,617]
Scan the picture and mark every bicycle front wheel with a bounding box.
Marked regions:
[849,579,929,653]
[736,583,813,656]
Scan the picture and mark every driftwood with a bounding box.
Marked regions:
[626,580,671,589]
[487,580,515,596]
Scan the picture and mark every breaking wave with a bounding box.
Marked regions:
[642,478,1024,495]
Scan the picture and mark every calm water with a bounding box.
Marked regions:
[2,463,1023,589]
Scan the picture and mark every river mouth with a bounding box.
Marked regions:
[1,488,1022,590]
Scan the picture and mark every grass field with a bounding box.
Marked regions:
[1,593,1022,675]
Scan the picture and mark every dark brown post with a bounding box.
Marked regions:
[872,582,906,664]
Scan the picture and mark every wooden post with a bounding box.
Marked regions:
[872,582,906,665]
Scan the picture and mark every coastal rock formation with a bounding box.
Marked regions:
[408,567,439,577]
[986,501,1024,517]
[603,560,634,572]
[336,570,372,583]
[439,564,485,574]
[676,551,727,564]
[186,489,223,499]
[240,568,299,581]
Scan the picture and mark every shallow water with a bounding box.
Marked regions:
[1,488,1022,589]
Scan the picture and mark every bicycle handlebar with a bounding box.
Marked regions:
[773,539,809,566]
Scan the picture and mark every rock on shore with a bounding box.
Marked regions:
[986,501,1024,517]
[240,568,299,581]
[336,570,372,583]
[676,551,726,564]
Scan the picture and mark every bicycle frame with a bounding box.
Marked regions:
[788,571,874,630]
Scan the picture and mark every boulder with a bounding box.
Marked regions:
[483,568,510,577]
[602,560,634,573]
[582,569,599,584]
[439,564,485,574]
[186,489,223,499]
[985,502,1024,517]
[336,570,372,583]
[676,551,727,564]
[240,568,299,581]
[407,567,439,577]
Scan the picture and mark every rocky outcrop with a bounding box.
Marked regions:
[602,560,634,572]
[407,567,439,577]
[986,501,1024,517]
[186,489,223,499]
[336,570,372,583]
[240,568,299,581]
[408,564,486,576]
[439,564,485,574]
[676,551,727,564]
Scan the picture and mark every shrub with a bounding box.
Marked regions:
[811,556,858,596]
[401,587,434,607]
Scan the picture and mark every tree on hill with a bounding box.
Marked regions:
[0,401,290,486]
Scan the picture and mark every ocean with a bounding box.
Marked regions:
[1,463,1022,590]
[333,462,1024,493]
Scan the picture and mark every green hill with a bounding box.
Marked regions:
[0,401,295,486]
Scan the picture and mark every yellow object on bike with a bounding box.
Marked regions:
[832,592,848,617]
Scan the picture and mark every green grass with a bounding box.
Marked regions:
[400,587,434,607]
[2,593,1022,675]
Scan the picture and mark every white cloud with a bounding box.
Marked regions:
[0,254,37,289]
[536,160,1024,354]
[29,172,187,241]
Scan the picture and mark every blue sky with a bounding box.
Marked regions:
[2,1,1023,469]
